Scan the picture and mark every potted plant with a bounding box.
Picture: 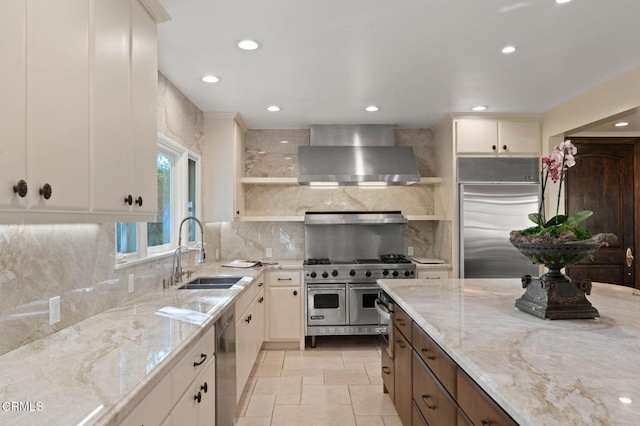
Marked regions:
[509,140,616,320]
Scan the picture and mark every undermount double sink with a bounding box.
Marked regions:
[177,276,244,290]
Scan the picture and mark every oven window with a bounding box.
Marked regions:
[362,293,377,308]
[314,294,339,309]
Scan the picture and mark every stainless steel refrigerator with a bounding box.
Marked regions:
[458,158,540,278]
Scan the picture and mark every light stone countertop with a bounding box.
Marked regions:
[378,278,640,426]
[0,260,302,426]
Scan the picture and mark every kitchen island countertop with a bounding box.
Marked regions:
[377,278,640,425]
[0,260,301,425]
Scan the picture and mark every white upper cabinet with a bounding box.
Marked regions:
[129,0,158,217]
[27,0,90,215]
[90,0,158,219]
[0,0,90,221]
[90,0,132,215]
[456,120,540,156]
[203,113,247,222]
[0,0,162,223]
[0,1,26,213]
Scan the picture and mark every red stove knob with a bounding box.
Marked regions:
[382,269,389,276]
[322,271,329,278]
[365,271,372,277]
[332,270,339,277]
[392,271,399,277]
[404,270,411,277]
[349,270,356,276]
[310,271,317,278]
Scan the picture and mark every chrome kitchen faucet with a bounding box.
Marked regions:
[171,216,206,284]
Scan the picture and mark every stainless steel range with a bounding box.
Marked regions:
[303,211,416,344]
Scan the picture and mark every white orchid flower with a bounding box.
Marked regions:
[565,154,576,168]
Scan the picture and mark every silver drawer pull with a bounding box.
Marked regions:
[278,277,293,281]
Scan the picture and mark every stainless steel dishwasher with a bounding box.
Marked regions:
[215,305,236,426]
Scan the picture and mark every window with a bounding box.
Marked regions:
[116,135,201,266]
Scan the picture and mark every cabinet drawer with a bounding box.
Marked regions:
[381,345,394,401]
[412,322,456,397]
[393,304,412,342]
[412,401,428,426]
[235,277,262,320]
[394,329,413,426]
[417,268,451,280]
[171,326,216,404]
[413,351,457,426]
[457,369,517,426]
[269,270,301,286]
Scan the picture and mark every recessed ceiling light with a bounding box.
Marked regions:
[365,105,380,112]
[257,150,266,154]
[471,105,488,112]
[556,0,571,3]
[614,122,629,127]
[237,39,262,51]
[284,156,292,160]
[502,46,516,54]
[619,397,632,404]
[266,105,281,112]
[201,75,221,83]
[280,140,289,144]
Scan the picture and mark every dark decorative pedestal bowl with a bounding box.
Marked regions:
[510,234,616,320]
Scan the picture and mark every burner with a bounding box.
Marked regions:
[380,254,411,264]
[304,258,331,265]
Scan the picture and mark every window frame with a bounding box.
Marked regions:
[115,134,201,268]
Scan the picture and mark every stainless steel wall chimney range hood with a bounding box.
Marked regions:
[297,124,421,186]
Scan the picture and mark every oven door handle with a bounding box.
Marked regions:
[348,285,383,291]
[307,284,346,290]
[375,299,392,321]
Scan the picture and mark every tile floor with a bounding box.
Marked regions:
[234,336,401,426]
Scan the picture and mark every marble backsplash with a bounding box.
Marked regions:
[217,220,444,262]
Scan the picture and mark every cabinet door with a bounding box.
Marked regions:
[498,121,541,155]
[89,0,132,214]
[171,358,215,426]
[130,0,158,216]
[0,0,26,212]
[456,120,498,155]
[268,286,302,341]
[256,287,265,352]
[394,328,412,426]
[236,303,255,401]
[26,0,89,212]
[381,346,395,401]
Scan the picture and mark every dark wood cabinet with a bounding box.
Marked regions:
[412,401,428,426]
[412,322,457,398]
[385,301,516,426]
[394,327,413,426]
[393,304,413,342]
[457,369,517,426]
[381,344,395,401]
[413,351,458,426]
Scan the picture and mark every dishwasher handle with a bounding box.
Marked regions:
[217,314,235,336]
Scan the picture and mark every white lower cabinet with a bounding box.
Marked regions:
[120,372,171,426]
[121,326,215,425]
[165,359,215,426]
[236,281,265,401]
[266,271,303,343]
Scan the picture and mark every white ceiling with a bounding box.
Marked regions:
[157,0,640,130]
